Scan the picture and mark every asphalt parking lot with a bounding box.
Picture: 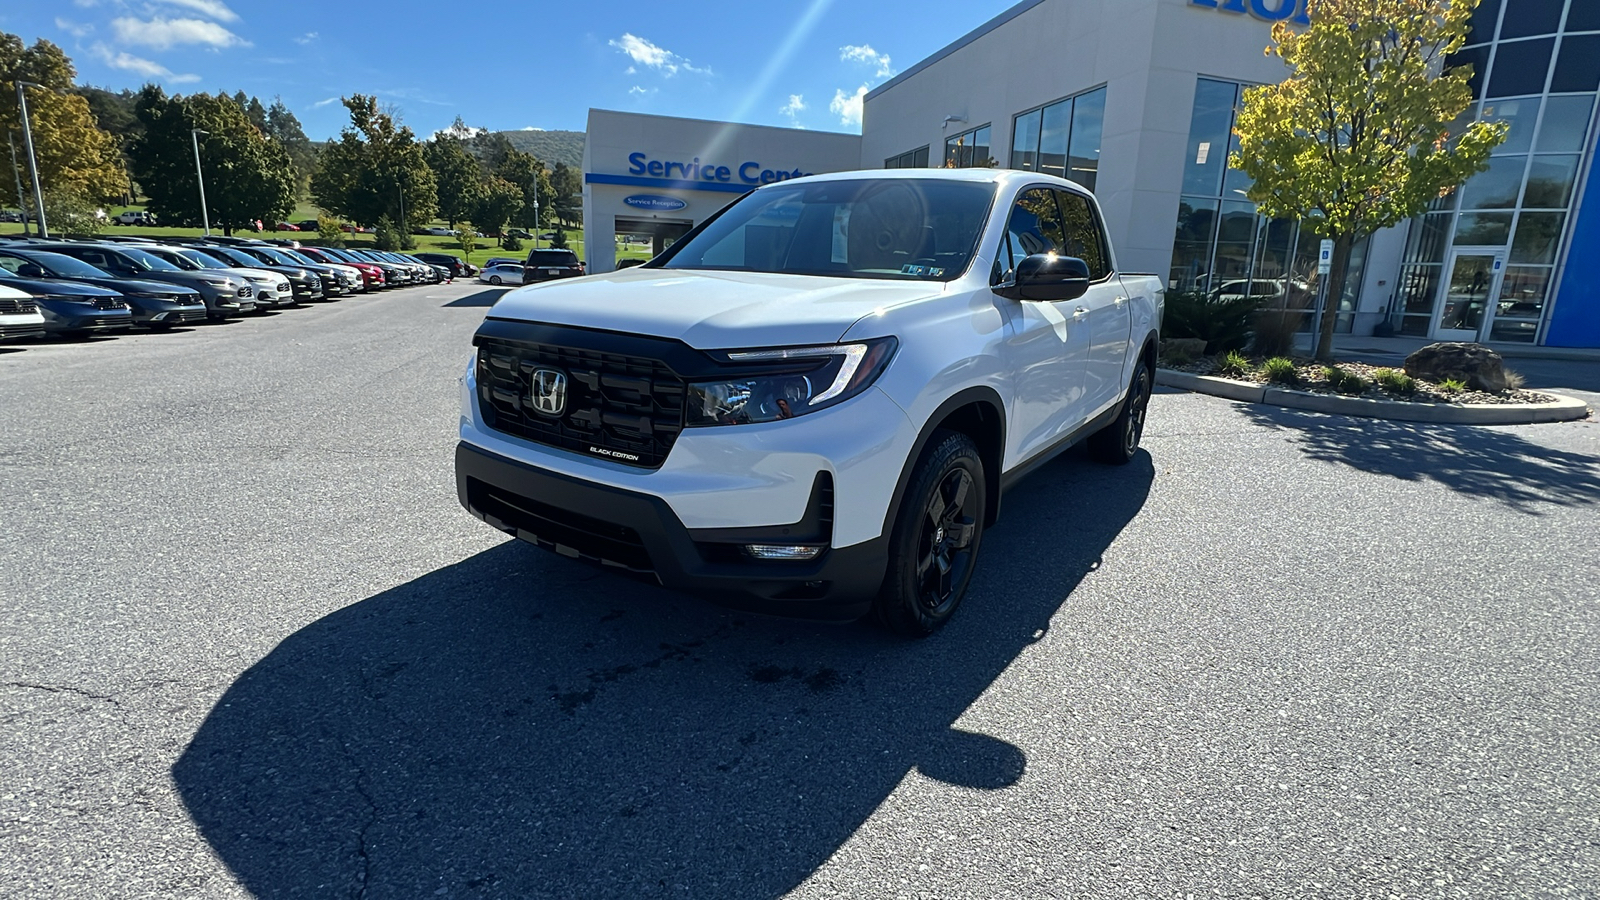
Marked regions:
[3,282,1598,899]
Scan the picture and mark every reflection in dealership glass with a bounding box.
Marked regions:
[655,178,995,281]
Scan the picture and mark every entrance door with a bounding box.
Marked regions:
[1433,249,1504,341]
[615,216,692,267]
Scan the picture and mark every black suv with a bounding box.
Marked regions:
[413,253,468,279]
[520,249,585,285]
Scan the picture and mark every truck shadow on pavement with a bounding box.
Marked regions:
[173,449,1152,899]
[444,288,509,308]
[1243,405,1600,513]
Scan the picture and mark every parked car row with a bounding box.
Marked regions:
[0,234,465,344]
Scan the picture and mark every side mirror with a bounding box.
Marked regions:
[17,263,45,278]
[1010,253,1090,302]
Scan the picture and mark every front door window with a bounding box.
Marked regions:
[1435,250,1504,341]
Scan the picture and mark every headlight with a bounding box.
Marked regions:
[685,337,897,427]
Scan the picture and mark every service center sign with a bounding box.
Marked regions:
[623,194,688,212]
[627,152,815,186]
[1190,0,1310,25]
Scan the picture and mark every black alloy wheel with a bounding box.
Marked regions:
[1089,358,1152,465]
[916,466,979,611]
[875,430,985,636]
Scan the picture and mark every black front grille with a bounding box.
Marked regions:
[477,335,686,469]
[91,298,126,310]
[0,298,38,314]
[467,477,653,572]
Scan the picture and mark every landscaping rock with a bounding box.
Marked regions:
[1161,338,1207,359]
[1403,342,1508,393]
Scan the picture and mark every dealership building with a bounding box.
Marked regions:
[583,0,1600,348]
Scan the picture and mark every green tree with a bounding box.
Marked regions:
[456,223,477,259]
[424,131,483,228]
[1230,0,1507,360]
[470,176,522,240]
[129,87,296,235]
[311,95,437,231]
[0,34,127,213]
[43,187,103,235]
[264,98,317,200]
[548,226,569,250]
[496,148,552,231]
[549,161,582,226]
[372,214,401,251]
[317,212,344,247]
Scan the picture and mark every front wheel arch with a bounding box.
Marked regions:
[879,387,1007,543]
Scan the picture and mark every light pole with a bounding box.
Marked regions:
[191,129,211,236]
[8,130,30,237]
[531,173,539,249]
[17,81,48,238]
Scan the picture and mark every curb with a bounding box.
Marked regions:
[1156,368,1592,425]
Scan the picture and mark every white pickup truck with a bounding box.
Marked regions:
[456,168,1162,635]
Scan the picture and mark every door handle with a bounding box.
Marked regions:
[1114,296,1127,305]
[1073,306,1088,317]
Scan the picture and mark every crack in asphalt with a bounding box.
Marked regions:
[340,743,380,900]
[5,681,122,705]
[549,623,735,715]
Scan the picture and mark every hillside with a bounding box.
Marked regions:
[496,130,585,168]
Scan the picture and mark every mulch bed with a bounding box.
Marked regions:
[1164,356,1557,406]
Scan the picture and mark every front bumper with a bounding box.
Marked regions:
[0,316,45,341]
[456,441,886,618]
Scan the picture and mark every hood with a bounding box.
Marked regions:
[64,276,182,296]
[0,276,118,297]
[488,267,945,349]
[218,267,288,284]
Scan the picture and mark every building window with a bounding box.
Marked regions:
[1009,86,1107,192]
[885,146,930,169]
[944,125,992,168]
[1167,77,1366,331]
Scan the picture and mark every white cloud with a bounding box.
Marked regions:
[608,33,709,76]
[520,126,545,131]
[111,16,249,50]
[779,94,806,128]
[628,85,654,96]
[90,42,198,82]
[56,18,94,38]
[294,31,318,46]
[311,96,340,108]
[830,84,868,128]
[840,44,894,79]
[431,123,483,140]
[152,0,240,22]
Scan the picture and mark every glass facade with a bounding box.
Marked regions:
[944,124,992,168]
[1413,0,1600,342]
[884,146,931,168]
[1168,78,1365,331]
[1009,86,1107,191]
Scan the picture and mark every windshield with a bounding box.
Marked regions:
[145,248,202,270]
[209,247,263,268]
[18,251,113,279]
[657,178,995,281]
[176,249,232,269]
[280,249,319,266]
[119,247,183,272]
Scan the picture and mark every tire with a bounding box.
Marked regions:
[489,275,502,285]
[1088,357,1152,465]
[874,430,986,637]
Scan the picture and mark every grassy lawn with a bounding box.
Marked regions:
[0,218,666,269]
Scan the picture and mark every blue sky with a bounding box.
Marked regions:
[6,0,1012,140]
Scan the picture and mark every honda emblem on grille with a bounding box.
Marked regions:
[528,368,567,417]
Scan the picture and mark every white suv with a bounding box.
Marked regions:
[456,168,1162,634]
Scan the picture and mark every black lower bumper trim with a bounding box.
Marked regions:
[455,441,886,619]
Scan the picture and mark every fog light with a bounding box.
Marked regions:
[150,312,168,321]
[743,544,825,561]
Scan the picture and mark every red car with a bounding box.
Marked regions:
[296,246,387,290]
[274,221,301,232]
